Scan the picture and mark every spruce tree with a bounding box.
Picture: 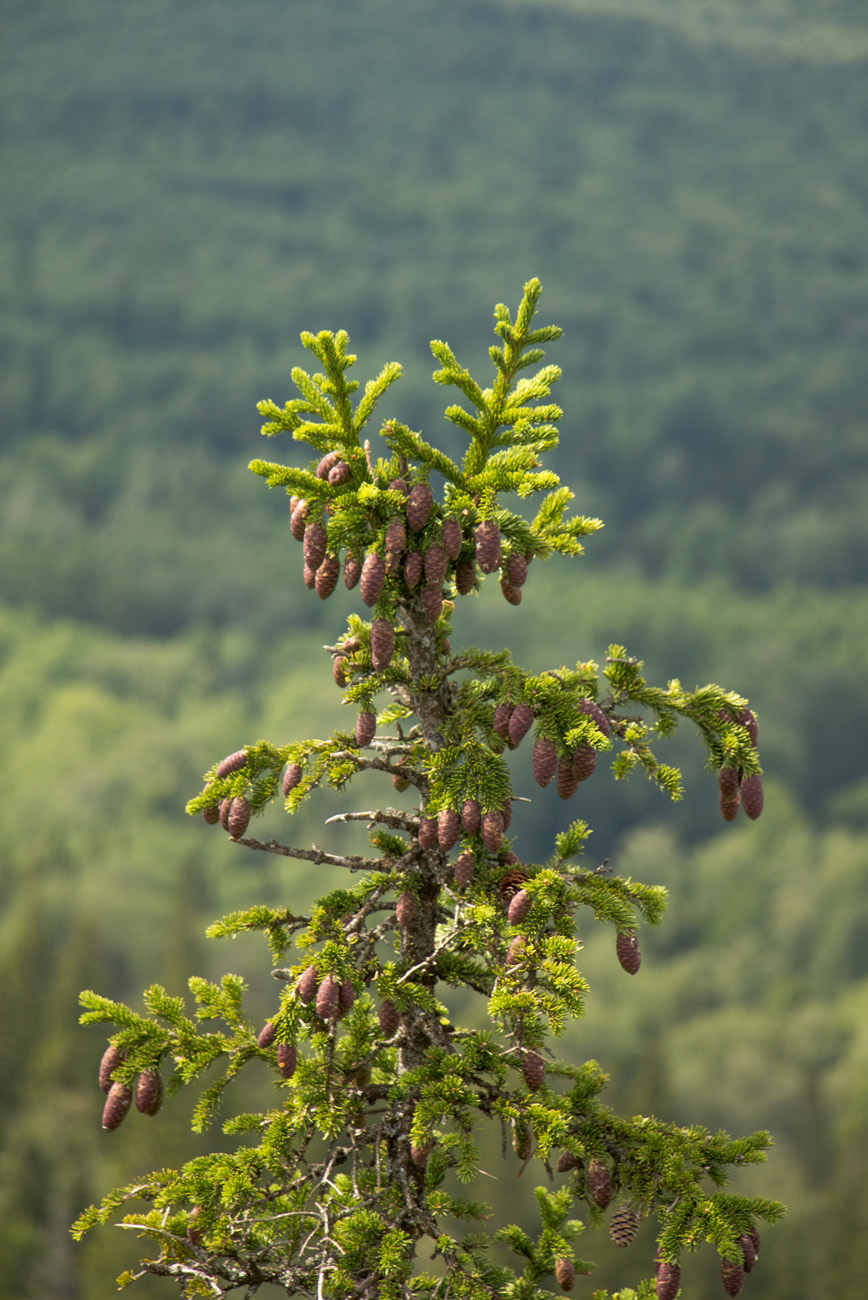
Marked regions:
[76,280,783,1298]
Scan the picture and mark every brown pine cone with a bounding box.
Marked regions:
[99,1044,124,1094]
[441,518,463,559]
[392,759,410,792]
[556,754,582,801]
[738,707,759,748]
[505,552,528,588]
[616,930,641,974]
[579,697,611,737]
[720,791,741,821]
[276,1042,297,1079]
[418,816,438,849]
[316,974,341,1021]
[135,1069,163,1116]
[461,798,481,835]
[371,619,395,672]
[227,796,250,839]
[481,810,504,852]
[500,578,522,606]
[656,1262,681,1300]
[743,1229,760,1270]
[257,1022,276,1049]
[290,500,309,541]
[718,765,739,801]
[396,891,416,927]
[388,477,409,496]
[403,550,423,589]
[303,520,327,570]
[338,980,356,1015]
[513,1121,534,1162]
[492,702,514,741]
[508,703,535,746]
[283,763,303,796]
[420,585,443,621]
[298,965,319,1004]
[356,710,376,747]
[508,889,532,925]
[216,749,248,779]
[378,1000,400,1036]
[360,552,386,607]
[315,553,341,599]
[499,869,530,903]
[554,1258,576,1293]
[218,796,232,831]
[454,850,475,890]
[610,1205,640,1247]
[385,517,407,554]
[721,1258,744,1296]
[740,773,764,820]
[532,736,558,787]
[333,657,348,687]
[302,562,317,589]
[556,1151,579,1173]
[344,553,362,589]
[424,541,448,587]
[202,805,220,824]
[587,1157,612,1209]
[102,1081,132,1131]
[438,808,461,851]
[316,450,341,480]
[571,743,598,783]
[506,936,526,965]
[328,460,352,486]
[475,520,502,574]
[410,1141,432,1166]
[454,558,477,594]
[406,482,434,532]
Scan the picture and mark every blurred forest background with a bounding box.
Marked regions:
[1,0,867,1295]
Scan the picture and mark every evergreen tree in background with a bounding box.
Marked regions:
[75,281,783,1298]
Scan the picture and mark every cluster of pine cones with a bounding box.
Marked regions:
[717,707,763,822]
[654,1226,761,1298]
[289,457,532,615]
[98,1044,163,1131]
[492,695,610,801]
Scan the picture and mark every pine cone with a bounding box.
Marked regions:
[556,754,582,801]
[378,1000,400,1036]
[392,760,409,792]
[396,891,416,927]
[328,460,352,486]
[218,796,232,831]
[738,707,759,748]
[656,1262,681,1300]
[257,1022,276,1049]
[475,520,502,574]
[492,702,514,741]
[360,552,386,606]
[290,500,309,541]
[283,763,303,796]
[499,869,530,903]
[532,736,558,787]
[298,965,319,1004]
[556,1151,578,1173]
[610,1205,640,1247]
[302,562,317,589]
[388,477,409,496]
[438,808,461,851]
[102,1081,132,1131]
[344,553,362,590]
[385,517,407,554]
[227,796,250,839]
[720,791,741,821]
[410,1141,432,1166]
[571,743,598,784]
[403,550,423,589]
[555,1258,576,1293]
[508,889,532,925]
[743,1229,760,1269]
[522,1049,545,1091]
[406,482,434,532]
[508,703,535,746]
[505,552,528,588]
[424,541,448,586]
[316,974,341,1021]
[513,1121,533,1161]
[721,1258,744,1296]
[587,1157,612,1209]
[481,810,504,853]
[385,547,403,577]
[579,697,611,737]
[441,517,463,559]
[500,577,522,606]
[454,558,477,594]
[99,1044,124,1094]
[135,1069,163,1116]
[276,1042,298,1079]
[454,850,475,890]
[186,1206,204,1246]
[420,585,443,621]
[461,798,481,835]
[356,710,376,747]
[316,450,341,480]
[616,931,641,975]
[303,519,327,570]
[202,805,220,824]
[338,980,356,1015]
[333,657,348,687]
[740,773,764,820]
[314,554,340,599]
[418,816,438,849]
[216,749,248,779]
[371,619,395,672]
[718,765,739,801]
[506,936,526,965]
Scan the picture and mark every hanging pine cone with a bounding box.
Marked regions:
[508,703,535,746]
[441,518,463,559]
[283,763,303,796]
[315,553,341,600]
[135,1069,163,1116]
[610,1205,640,1247]
[344,553,362,589]
[403,550,423,589]
[720,1258,744,1296]
[276,1042,298,1079]
[316,450,341,479]
[571,743,598,783]
[227,796,250,839]
[505,552,528,588]
[499,869,530,904]
[406,482,434,532]
[385,517,407,554]
[303,519,327,570]
[500,577,522,605]
[378,1000,400,1036]
[99,1044,124,1094]
[744,1228,761,1266]
[438,808,461,851]
[420,585,443,621]
[360,551,386,606]
[556,1151,579,1173]
[454,850,475,890]
[418,816,438,849]
[718,765,739,801]
[554,1258,576,1293]
[102,1081,133,1131]
[740,1233,758,1273]
[298,965,319,1004]
[216,749,247,779]
[410,1141,432,1166]
[316,974,341,1021]
[740,773,764,820]
[302,562,317,589]
[202,804,220,824]
[481,810,504,852]
[557,754,582,801]
[493,702,514,741]
[579,697,611,737]
[522,1050,545,1093]
[506,936,526,965]
[616,931,641,974]
[356,710,376,747]
[424,541,448,586]
[389,476,409,496]
[219,797,232,831]
[371,619,395,672]
[587,1158,612,1209]
[396,891,416,927]
[328,460,352,486]
[513,1121,533,1161]
[508,889,532,925]
[392,759,410,792]
[738,707,759,748]
[333,657,348,687]
[475,520,502,574]
[656,1262,681,1300]
[720,790,740,821]
[338,980,356,1016]
[257,1022,276,1049]
[290,499,309,541]
[454,558,477,594]
[532,736,558,787]
[461,798,481,835]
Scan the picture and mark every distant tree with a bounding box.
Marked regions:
[75,281,782,1299]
